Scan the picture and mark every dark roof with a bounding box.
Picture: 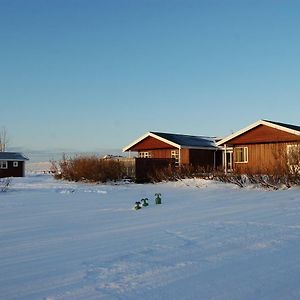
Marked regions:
[0,152,29,161]
[150,132,217,148]
[263,120,300,132]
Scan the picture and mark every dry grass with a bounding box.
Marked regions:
[51,155,126,183]
[147,165,214,183]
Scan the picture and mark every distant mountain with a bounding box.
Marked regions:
[7,148,124,163]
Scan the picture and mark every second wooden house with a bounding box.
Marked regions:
[123,131,222,181]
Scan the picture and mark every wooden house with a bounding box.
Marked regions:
[0,152,29,178]
[217,120,300,175]
[123,131,222,181]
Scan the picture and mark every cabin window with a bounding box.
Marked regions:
[171,150,179,166]
[287,144,300,174]
[235,147,248,163]
[13,161,19,167]
[139,151,151,158]
[0,161,8,169]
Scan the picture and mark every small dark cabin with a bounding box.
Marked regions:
[0,152,29,178]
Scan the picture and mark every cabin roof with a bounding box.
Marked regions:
[0,152,29,161]
[123,131,218,152]
[150,131,217,148]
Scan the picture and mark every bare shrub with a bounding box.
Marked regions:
[0,178,11,192]
[147,164,214,183]
[213,172,300,190]
[51,155,126,183]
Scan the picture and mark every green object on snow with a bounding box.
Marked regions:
[134,201,142,210]
[155,193,162,205]
[141,198,149,206]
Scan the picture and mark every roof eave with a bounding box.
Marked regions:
[122,132,151,152]
[217,120,263,146]
[217,119,300,146]
[181,146,219,150]
[122,132,181,152]
[261,120,300,136]
[0,158,29,161]
[149,132,181,149]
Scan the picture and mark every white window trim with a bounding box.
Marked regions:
[171,150,179,166]
[235,147,248,164]
[139,151,152,158]
[225,149,234,171]
[13,161,19,167]
[0,161,8,169]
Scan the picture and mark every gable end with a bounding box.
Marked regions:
[225,124,300,145]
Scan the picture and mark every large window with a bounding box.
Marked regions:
[235,147,248,163]
[0,161,8,169]
[139,151,151,158]
[287,144,300,174]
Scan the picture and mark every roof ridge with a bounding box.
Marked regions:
[150,131,215,139]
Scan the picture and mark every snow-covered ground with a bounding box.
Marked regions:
[26,162,52,174]
[1,175,300,300]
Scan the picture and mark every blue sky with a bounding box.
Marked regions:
[1,0,300,153]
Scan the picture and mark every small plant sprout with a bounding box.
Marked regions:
[155,193,162,205]
[141,198,149,207]
[133,201,142,210]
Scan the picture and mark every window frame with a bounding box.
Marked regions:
[13,161,19,167]
[171,150,179,166]
[139,151,152,158]
[235,147,248,163]
[287,144,300,173]
[0,161,8,169]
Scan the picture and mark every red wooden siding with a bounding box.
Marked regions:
[227,125,300,145]
[233,142,300,174]
[128,136,173,151]
[142,148,192,165]
[143,148,219,167]
[149,149,175,159]
[181,149,189,165]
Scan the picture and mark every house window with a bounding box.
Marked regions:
[13,161,19,167]
[235,147,248,163]
[287,144,300,174]
[0,161,8,169]
[139,151,151,158]
[171,150,179,166]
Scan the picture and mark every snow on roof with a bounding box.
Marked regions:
[0,152,29,161]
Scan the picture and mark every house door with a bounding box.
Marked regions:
[226,150,233,172]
